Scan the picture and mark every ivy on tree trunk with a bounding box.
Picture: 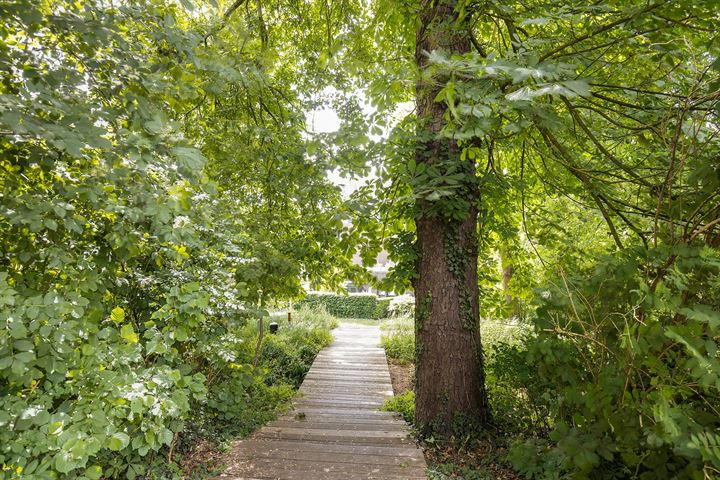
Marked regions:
[413,0,490,435]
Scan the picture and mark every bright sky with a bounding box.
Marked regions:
[307,92,370,198]
[308,108,341,133]
[307,93,413,198]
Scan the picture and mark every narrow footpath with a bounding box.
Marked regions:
[217,323,427,480]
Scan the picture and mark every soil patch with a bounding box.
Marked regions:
[179,440,225,478]
[387,360,414,395]
[424,437,520,480]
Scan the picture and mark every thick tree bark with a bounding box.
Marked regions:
[413,0,490,435]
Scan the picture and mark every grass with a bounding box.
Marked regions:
[381,390,415,422]
[380,315,415,364]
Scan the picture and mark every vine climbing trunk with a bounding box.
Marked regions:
[413,0,490,435]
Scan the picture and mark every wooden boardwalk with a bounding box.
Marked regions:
[217,323,427,480]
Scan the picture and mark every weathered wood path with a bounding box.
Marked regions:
[218,323,427,479]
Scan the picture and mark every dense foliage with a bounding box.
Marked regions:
[194,307,336,445]
[298,293,390,319]
[1,0,718,478]
[0,1,349,478]
[343,0,720,477]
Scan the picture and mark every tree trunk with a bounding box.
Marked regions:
[413,0,490,435]
[500,246,521,319]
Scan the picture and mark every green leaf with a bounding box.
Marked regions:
[54,453,74,474]
[158,428,174,446]
[110,306,125,325]
[14,339,34,351]
[174,326,188,342]
[85,465,103,480]
[108,432,130,451]
[680,305,720,329]
[9,320,28,339]
[172,147,206,171]
[0,356,12,369]
[120,324,139,344]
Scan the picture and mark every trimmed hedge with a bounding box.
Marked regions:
[374,298,391,319]
[298,294,390,319]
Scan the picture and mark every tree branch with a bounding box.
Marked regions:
[536,125,625,249]
[204,0,249,43]
[539,2,667,62]
[561,97,653,188]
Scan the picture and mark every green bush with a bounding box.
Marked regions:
[381,316,415,364]
[200,371,294,440]
[260,309,334,387]
[485,339,551,436]
[297,293,390,319]
[382,391,415,423]
[507,247,720,479]
[194,306,336,441]
[388,295,415,317]
[374,298,391,319]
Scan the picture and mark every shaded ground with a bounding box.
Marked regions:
[388,360,414,395]
[424,438,520,480]
[181,440,225,478]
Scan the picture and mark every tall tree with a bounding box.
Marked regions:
[413,0,490,433]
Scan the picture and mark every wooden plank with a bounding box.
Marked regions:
[273,415,407,426]
[231,439,426,458]
[268,420,407,431]
[226,456,426,477]
[285,407,398,417]
[230,446,425,466]
[259,426,409,438]
[216,323,427,480]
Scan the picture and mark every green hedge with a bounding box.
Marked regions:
[298,294,390,319]
[374,298,391,319]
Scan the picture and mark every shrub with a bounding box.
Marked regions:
[508,247,720,479]
[180,304,337,465]
[382,391,415,423]
[297,293,389,319]
[200,371,294,440]
[388,294,415,318]
[259,309,334,387]
[374,298,391,319]
[485,339,552,436]
[381,316,415,364]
